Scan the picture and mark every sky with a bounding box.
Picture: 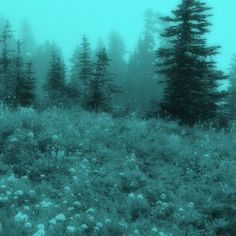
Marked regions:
[0,0,236,72]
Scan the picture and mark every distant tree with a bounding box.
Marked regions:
[87,48,117,112]
[20,19,37,59]
[0,21,15,105]
[126,9,162,114]
[108,31,126,106]
[79,35,92,107]
[44,53,66,106]
[156,0,226,126]
[229,55,236,120]
[15,40,36,107]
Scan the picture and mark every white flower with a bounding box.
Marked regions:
[24,205,30,211]
[64,186,71,192]
[0,185,6,189]
[73,201,81,206]
[9,137,18,143]
[66,226,76,234]
[105,218,111,224]
[37,224,45,230]
[96,222,103,228]
[134,229,140,234]
[49,219,57,225]
[40,201,53,208]
[55,213,66,222]
[52,135,59,141]
[15,211,28,222]
[25,222,32,228]
[137,194,144,200]
[69,168,76,173]
[8,174,16,182]
[160,194,167,200]
[128,193,135,198]
[81,224,88,230]
[86,208,95,214]
[15,190,24,196]
[151,227,158,233]
[75,213,81,219]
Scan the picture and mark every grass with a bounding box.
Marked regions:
[0,106,235,236]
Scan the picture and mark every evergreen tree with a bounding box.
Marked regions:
[229,55,236,120]
[15,40,36,107]
[87,48,116,112]
[126,9,162,114]
[0,21,15,104]
[45,53,66,106]
[79,35,92,106]
[156,0,226,126]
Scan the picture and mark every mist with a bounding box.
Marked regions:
[1,0,236,71]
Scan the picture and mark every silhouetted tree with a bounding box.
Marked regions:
[156,0,226,126]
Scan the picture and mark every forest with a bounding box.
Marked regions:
[0,0,235,235]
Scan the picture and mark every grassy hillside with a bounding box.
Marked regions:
[0,107,235,236]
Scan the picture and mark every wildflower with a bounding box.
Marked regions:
[15,190,24,196]
[73,201,81,206]
[86,208,95,214]
[75,213,81,219]
[55,213,66,222]
[32,224,45,236]
[105,218,111,224]
[188,202,194,208]
[88,216,94,221]
[40,201,53,208]
[69,168,76,173]
[49,219,57,225]
[96,222,103,228]
[160,194,167,200]
[0,185,6,189]
[67,207,75,211]
[137,194,144,200]
[24,205,30,211]
[134,229,140,234]
[128,193,135,198]
[66,226,76,234]
[25,222,32,228]
[15,211,28,222]
[151,227,158,233]
[8,174,16,182]
[9,137,18,143]
[52,135,59,141]
[81,224,88,231]
[64,186,71,192]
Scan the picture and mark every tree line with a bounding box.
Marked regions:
[0,0,235,126]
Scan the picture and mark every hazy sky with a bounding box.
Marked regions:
[0,0,235,71]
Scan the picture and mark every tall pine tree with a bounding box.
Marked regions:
[156,0,226,126]
[0,21,14,105]
[44,53,66,106]
[87,48,116,112]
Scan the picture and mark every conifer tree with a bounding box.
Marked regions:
[15,40,36,107]
[45,53,66,106]
[0,21,14,104]
[156,0,226,126]
[229,55,236,120]
[87,48,116,112]
[79,35,92,106]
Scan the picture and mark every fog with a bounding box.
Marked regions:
[0,0,235,71]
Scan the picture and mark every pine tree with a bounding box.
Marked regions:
[229,55,236,120]
[45,53,66,106]
[79,35,92,106]
[0,21,15,104]
[87,48,115,112]
[15,40,36,107]
[156,0,226,126]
